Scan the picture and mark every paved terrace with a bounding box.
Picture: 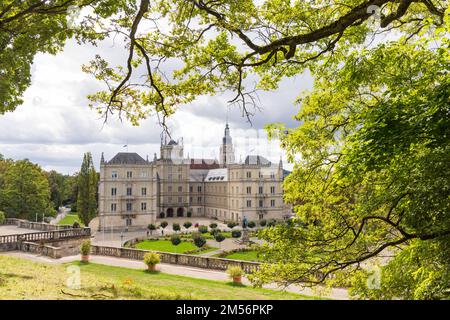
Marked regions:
[0,225,43,236]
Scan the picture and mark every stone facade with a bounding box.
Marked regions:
[98,124,291,231]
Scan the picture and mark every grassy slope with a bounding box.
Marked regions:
[0,255,317,300]
[57,214,84,226]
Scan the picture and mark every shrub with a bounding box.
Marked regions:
[247,221,256,228]
[214,233,226,243]
[192,233,206,248]
[172,223,180,232]
[170,234,181,246]
[0,211,5,224]
[160,221,168,229]
[210,228,220,236]
[267,219,277,227]
[227,221,237,229]
[209,223,218,229]
[187,211,192,217]
[198,225,208,234]
[231,230,242,238]
[183,221,192,229]
[143,252,160,267]
[148,224,156,231]
[159,212,165,218]
[80,240,91,256]
[72,221,80,228]
[259,219,267,227]
[226,266,243,278]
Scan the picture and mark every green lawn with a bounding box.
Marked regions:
[57,213,84,226]
[218,250,263,262]
[135,240,199,253]
[0,255,319,300]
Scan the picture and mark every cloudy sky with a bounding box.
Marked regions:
[0,34,313,174]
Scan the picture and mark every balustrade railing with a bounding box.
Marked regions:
[91,245,261,273]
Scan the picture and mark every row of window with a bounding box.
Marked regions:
[110,202,147,212]
[111,185,276,196]
[111,187,147,196]
[230,171,276,179]
[111,170,277,180]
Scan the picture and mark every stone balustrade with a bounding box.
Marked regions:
[1,218,72,231]
[91,245,261,274]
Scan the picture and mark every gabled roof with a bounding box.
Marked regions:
[167,140,178,146]
[107,152,148,165]
[189,158,220,170]
[244,155,271,166]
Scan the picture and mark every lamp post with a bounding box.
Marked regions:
[120,232,124,247]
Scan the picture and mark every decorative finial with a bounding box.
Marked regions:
[100,152,105,164]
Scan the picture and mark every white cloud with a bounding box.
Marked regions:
[0,37,312,174]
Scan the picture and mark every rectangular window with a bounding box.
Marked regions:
[190,186,193,192]
[246,171,251,178]
[259,186,263,194]
[270,186,275,194]
[246,186,251,194]
[246,200,252,208]
[168,186,172,192]
[111,188,117,196]
[197,207,202,214]
[178,197,182,203]
[111,171,118,179]
[178,186,182,192]
[178,174,182,180]
[126,187,132,196]
[190,197,193,202]
[271,199,275,207]
[141,202,147,211]
[259,200,263,207]
[141,187,147,196]
[126,202,132,211]
[168,174,172,181]
[197,196,202,203]
[111,203,117,212]
[140,171,148,178]
[127,171,133,178]
[197,186,202,192]
[168,196,172,203]
[270,172,275,179]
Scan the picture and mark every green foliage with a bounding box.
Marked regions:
[183,221,192,229]
[198,225,208,234]
[247,221,256,228]
[231,230,242,238]
[170,234,181,246]
[0,211,5,224]
[192,233,206,248]
[143,252,160,267]
[0,159,55,221]
[209,223,218,229]
[214,233,226,243]
[148,224,156,231]
[160,221,168,229]
[256,27,450,299]
[80,240,91,256]
[76,152,98,226]
[227,221,237,229]
[172,223,180,232]
[227,266,243,278]
[258,219,266,227]
[73,221,80,228]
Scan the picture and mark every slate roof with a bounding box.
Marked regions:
[244,155,271,166]
[107,152,148,165]
[204,168,228,182]
[167,140,178,146]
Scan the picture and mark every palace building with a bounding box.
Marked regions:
[98,124,291,231]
